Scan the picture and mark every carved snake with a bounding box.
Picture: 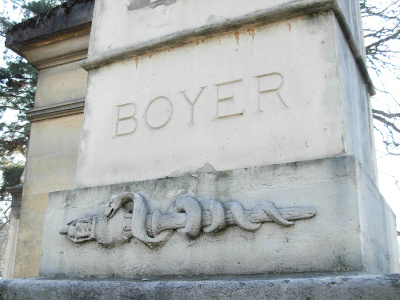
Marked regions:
[105,192,295,248]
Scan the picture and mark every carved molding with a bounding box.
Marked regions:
[79,1,375,96]
[27,98,85,121]
[33,50,88,70]
[60,192,316,249]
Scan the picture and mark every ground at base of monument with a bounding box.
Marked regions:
[0,273,399,300]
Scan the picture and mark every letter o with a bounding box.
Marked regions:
[145,96,173,129]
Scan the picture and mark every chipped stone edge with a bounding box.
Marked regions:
[79,0,375,96]
[0,273,399,300]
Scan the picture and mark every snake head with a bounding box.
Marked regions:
[104,192,138,218]
[104,194,122,218]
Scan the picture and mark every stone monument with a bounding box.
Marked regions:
[1,0,400,298]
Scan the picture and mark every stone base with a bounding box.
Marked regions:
[1,273,400,299]
[41,156,398,277]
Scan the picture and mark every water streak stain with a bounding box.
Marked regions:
[234,31,240,46]
[135,58,139,70]
[247,28,255,42]
[287,23,292,32]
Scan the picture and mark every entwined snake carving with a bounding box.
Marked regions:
[60,192,316,248]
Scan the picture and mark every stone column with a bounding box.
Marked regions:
[4,1,94,278]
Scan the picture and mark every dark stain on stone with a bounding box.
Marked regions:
[128,0,177,11]
[150,0,177,9]
[216,171,231,179]
[6,0,94,51]
[7,0,93,35]
[128,0,150,10]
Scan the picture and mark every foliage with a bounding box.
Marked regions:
[1,163,24,192]
[0,162,24,231]
[0,57,36,159]
[1,0,64,32]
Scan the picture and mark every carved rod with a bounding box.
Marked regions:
[146,207,316,237]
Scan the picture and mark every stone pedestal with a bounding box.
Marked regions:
[40,156,398,278]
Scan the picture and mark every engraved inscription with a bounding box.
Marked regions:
[180,87,206,125]
[255,72,288,112]
[145,96,173,129]
[114,72,287,136]
[214,79,245,120]
[116,103,137,136]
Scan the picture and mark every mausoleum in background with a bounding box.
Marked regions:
[1,0,399,298]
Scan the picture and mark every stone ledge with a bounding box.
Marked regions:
[27,98,85,121]
[0,273,399,300]
[80,1,333,72]
[5,0,94,54]
[79,0,375,96]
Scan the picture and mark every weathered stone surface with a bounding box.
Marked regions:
[1,185,22,279]
[1,273,400,300]
[23,115,84,196]
[40,156,399,278]
[334,18,377,183]
[76,12,377,188]
[13,114,84,278]
[87,0,363,58]
[5,0,94,53]
[34,61,88,107]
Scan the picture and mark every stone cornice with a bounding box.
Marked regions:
[27,98,85,122]
[80,0,375,96]
[32,49,88,70]
[5,0,94,55]
[6,184,23,197]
